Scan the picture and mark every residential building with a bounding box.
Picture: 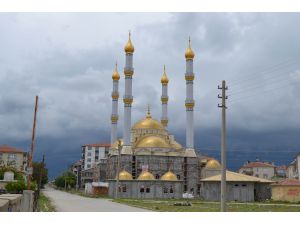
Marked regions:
[287,154,300,180]
[0,145,28,172]
[239,161,275,180]
[275,165,287,178]
[81,143,110,170]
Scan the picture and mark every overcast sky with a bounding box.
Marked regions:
[1,13,300,178]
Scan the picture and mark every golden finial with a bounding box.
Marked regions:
[185,36,195,60]
[146,104,152,118]
[112,62,120,81]
[161,65,169,84]
[124,30,134,54]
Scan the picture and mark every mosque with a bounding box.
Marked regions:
[104,32,222,199]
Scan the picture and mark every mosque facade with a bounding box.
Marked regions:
[104,33,221,198]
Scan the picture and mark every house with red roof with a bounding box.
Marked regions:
[239,161,275,180]
[0,145,28,172]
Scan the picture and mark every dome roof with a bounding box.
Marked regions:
[137,171,155,180]
[112,63,120,81]
[135,135,170,148]
[185,37,195,60]
[161,65,169,84]
[116,170,133,180]
[206,159,221,169]
[124,32,134,54]
[132,111,165,130]
[160,171,178,181]
[171,141,182,150]
[111,139,123,149]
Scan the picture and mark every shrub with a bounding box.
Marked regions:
[5,180,26,193]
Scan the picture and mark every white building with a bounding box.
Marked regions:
[287,153,300,180]
[239,161,275,180]
[81,143,110,170]
[0,145,28,172]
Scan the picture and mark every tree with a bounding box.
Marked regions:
[32,161,48,188]
[54,171,76,189]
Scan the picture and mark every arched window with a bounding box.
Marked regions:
[122,185,127,192]
[140,186,145,193]
[177,174,180,180]
[163,187,168,193]
[170,186,174,193]
[146,187,150,193]
[155,174,160,179]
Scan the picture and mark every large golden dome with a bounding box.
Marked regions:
[124,32,134,54]
[137,171,155,180]
[132,111,165,130]
[135,135,170,148]
[160,171,178,181]
[116,170,133,180]
[205,159,221,169]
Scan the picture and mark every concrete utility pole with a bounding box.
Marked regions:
[218,80,228,212]
[115,139,122,198]
[27,95,39,190]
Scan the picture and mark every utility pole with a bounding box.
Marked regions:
[115,139,121,198]
[27,95,39,190]
[218,80,228,212]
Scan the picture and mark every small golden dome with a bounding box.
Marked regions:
[137,171,155,180]
[124,31,134,54]
[116,170,133,180]
[111,139,123,149]
[206,159,221,169]
[171,141,182,150]
[132,110,165,130]
[185,37,195,60]
[161,65,169,84]
[112,63,120,81]
[135,135,170,148]
[160,171,178,181]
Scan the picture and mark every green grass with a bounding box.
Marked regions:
[113,198,300,212]
[37,193,56,212]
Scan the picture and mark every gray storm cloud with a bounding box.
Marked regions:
[1,13,300,177]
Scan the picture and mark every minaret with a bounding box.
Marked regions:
[111,63,120,145]
[161,65,169,128]
[122,32,134,154]
[185,37,196,157]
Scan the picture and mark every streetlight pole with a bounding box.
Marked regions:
[218,80,228,212]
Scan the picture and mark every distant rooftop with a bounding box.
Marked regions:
[0,145,25,154]
[82,143,110,148]
[272,179,300,186]
[241,161,275,168]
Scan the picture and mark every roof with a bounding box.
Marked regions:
[201,170,274,183]
[0,145,25,154]
[272,179,300,186]
[83,143,110,148]
[241,162,275,168]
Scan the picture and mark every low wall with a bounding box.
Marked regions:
[0,191,34,212]
[272,185,300,203]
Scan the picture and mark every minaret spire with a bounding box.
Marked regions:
[161,65,169,128]
[122,32,134,154]
[185,37,196,157]
[111,62,120,145]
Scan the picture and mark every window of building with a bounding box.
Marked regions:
[170,186,174,193]
[263,174,268,179]
[234,184,239,187]
[87,152,92,157]
[242,184,247,187]
[122,185,127,192]
[95,156,99,161]
[155,174,160,179]
[87,164,91,168]
[163,187,168,193]
[140,187,145,193]
[87,158,91,162]
[0,153,2,159]
[146,187,150,193]
[88,146,92,150]
[8,154,16,160]
[177,174,180,180]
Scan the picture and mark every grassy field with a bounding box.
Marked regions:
[37,193,56,212]
[113,199,300,212]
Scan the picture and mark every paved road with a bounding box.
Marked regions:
[43,186,150,212]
